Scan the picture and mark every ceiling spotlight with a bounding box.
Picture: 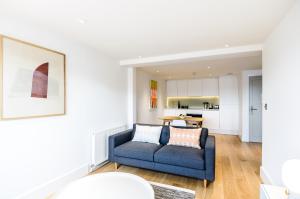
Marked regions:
[77,18,86,24]
[225,44,230,48]
[207,66,211,69]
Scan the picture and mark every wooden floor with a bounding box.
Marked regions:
[92,134,262,199]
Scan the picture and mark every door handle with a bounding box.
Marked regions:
[250,106,258,111]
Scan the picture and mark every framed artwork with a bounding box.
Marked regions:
[0,35,66,119]
[150,80,158,109]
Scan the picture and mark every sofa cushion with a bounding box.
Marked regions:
[168,127,202,149]
[114,141,162,162]
[160,125,170,145]
[200,128,209,149]
[132,124,162,145]
[133,124,209,148]
[154,145,205,170]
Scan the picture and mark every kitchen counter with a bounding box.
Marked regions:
[164,108,219,111]
[163,108,220,130]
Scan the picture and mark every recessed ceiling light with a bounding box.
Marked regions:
[225,44,230,48]
[207,66,211,69]
[78,18,86,24]
[156,70,159,73]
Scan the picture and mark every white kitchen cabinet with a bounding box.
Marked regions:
[188,79,202,96]
[177,80,188,96]
[185,109,203,115]
[202,78,219,96]
[164,109,188,116]
[219,105,239,131]
[164,109,203,116]
[167,78,219,97]
[164,109,176,116]
[175,109,188,116]
[166,80,177,97]
[202,111,220,129]
[219,75,238,105]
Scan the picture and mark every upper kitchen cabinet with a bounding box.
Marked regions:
[166,80,177,97]
[187,79,202,96]
[177,80,188,96]
[219,75,239,105]
[166,78,219,97]
[202,78,219,96]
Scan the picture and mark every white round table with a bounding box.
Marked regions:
[54,172,154,199]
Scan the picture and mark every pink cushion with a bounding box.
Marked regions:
[168,127,202,149]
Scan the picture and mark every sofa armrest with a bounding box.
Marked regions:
[108,129,133,162]
[204,135,216,182]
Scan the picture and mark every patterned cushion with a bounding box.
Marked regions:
[167,127,201,149]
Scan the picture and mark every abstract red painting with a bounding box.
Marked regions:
[150,80,158,109]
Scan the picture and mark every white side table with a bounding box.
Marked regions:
[54,172,154,199]
[260,184,287,199]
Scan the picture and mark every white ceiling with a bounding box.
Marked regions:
[0,0,295,60]
[139,52,262,79]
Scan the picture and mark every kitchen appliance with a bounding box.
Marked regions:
[203,102,209,109]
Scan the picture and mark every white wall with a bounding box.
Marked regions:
[238,70,262,142]
[262,1,300,185]
[0,18,128,199]
[136,70,165,125]
[127,67,136,128]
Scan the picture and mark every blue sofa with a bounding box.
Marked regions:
[108,124,215,187]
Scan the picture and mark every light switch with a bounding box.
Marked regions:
[264,103,268,110]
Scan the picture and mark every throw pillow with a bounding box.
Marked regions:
[168,127,202,149]
[132,125,162,145]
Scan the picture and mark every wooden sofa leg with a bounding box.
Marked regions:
[203,179,208,188]
[114,162,120,170]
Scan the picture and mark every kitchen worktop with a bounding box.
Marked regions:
[164,108,219,111]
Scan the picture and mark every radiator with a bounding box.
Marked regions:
[90,125,127,171]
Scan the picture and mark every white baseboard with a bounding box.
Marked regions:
[90,160,109,172]
[238,134,243,141]
[210,129,239,135]
[260,166,274,185]
[15,163,89,199]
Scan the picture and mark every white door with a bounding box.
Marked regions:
[166,80,177,97]
[219,75,238,105]
[202,111,220,129]
[249,76,262,142]
[177,80,188,96]
[202,78,219,96]
[219,105,239,131]
[188,79,202,96]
